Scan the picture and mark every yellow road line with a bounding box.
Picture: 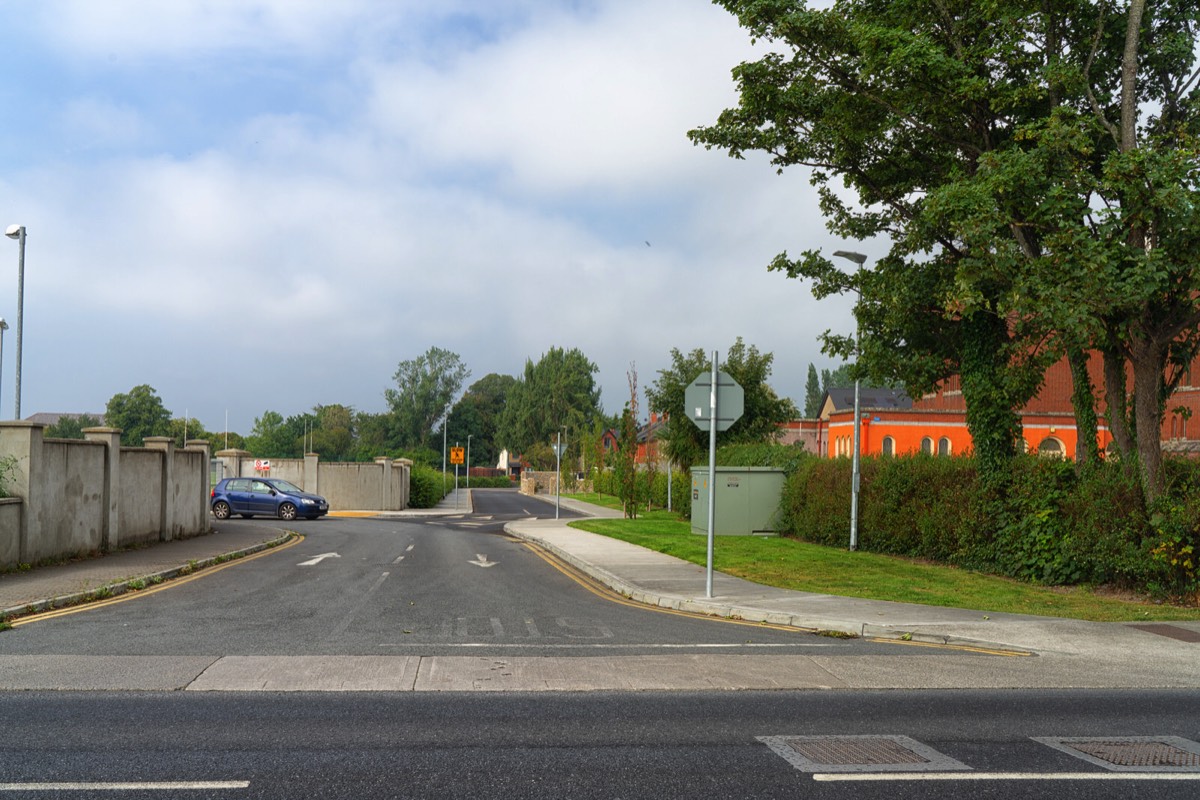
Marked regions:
[10,535,305,627]
[517,538,818,635]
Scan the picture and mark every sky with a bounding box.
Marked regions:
[0,0,875,437]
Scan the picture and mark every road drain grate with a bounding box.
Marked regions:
[759,735,970,773]
[1034,737,1200,772]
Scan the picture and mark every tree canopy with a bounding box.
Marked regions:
[645,338,797,470]
[105,385,171,447]
[385,346,470,451]
[497,347,603,455]
[692,0,1200,498]
[445,373,517,469]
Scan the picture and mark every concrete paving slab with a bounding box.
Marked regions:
[188,655,422,691]
[0,655,218,691]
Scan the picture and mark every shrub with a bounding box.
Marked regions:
[409,466,449,508]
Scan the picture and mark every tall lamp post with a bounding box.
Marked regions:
[0,318,7,419]
[833,249,867,552]
[466,434,472,490]
[5,225,24,420]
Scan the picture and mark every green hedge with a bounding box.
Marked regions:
[409,466,449,508]
[779,453,1200,597]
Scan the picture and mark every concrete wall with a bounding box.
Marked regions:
[0,423,212,569]
[214,451,411,511]
[120,449,164,545]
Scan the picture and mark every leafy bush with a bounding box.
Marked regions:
[409,466,449,508]
[466,476,516,489]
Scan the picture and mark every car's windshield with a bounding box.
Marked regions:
[269,480,304,494]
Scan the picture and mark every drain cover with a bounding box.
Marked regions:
[759,735,970,773]
[1034,737,1200,772]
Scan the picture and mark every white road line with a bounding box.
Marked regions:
[377,642,842,649]
[0,782,250,791]
[814,772,1200,782]
[392,555,405,564]
[406,544,415,551]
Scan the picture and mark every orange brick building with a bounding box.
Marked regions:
[811,353,1200,460]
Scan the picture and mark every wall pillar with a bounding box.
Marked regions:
[375,457,392,510]
[304,452,319,494]
[0,421,44,563]
[187,439,212,534]
[144,437,174,542]
[83,427,123,552]
[215,449,249,481]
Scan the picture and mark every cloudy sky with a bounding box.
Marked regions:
[0,0,869,436]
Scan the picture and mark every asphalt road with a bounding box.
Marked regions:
[0,490,927,658]
[2,689,1198,799]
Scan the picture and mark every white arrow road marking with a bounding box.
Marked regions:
[298,552,341,566]
[468,554,497,568]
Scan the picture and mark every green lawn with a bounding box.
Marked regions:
[564,498,1200,623]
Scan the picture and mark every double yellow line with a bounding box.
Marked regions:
[9,535,305,627]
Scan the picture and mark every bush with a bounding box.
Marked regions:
[466,476,517,489]
[409,466,450,508]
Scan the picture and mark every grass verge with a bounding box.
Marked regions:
[565,503,1200,623]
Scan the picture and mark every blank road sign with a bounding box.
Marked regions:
[684,370,744,432]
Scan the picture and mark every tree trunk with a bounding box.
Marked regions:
[1067,346,1100,467]
[1130,333,1166,503]
[959,310,1020,484]
[1102,341,1136,459]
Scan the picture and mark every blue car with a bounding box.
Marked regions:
[211,477,329,521]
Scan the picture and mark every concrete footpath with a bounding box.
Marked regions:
[1,489,1198,690]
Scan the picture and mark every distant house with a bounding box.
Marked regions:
[27,412,107,429]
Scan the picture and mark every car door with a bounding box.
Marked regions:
[249,480,278,515]
[224,479,255,514]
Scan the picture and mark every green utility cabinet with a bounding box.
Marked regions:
[690,467,787,536]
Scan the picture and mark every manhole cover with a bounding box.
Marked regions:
[1034,737,1200,772]
[759,735,970,773]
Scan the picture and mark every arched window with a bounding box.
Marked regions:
[938,437,951,456]
[920,437,933,455]
[1038,438,1064,458]
[882,436,894,456]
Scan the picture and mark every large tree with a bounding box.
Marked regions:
[497,347,603,455]
[691,0,1200,497]
[385,346,470,451]
[105,385,171,447]
[445,373,517,469]
[645,338,798,471]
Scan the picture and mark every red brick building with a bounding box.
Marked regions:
[810,352,1200,460]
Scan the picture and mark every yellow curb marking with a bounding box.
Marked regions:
[9,535,305,627]
[870,635,1032,657]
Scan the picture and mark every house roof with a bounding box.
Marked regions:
[820,387,912,418]
[26,412,106,426]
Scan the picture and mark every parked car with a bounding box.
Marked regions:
[210,477,329,521]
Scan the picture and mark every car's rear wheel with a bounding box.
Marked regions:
[279,502,297,521]
[212,501,231,520]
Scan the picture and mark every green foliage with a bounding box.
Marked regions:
[386,346,470,451]
[779,453,1180,594]
[804,364,821,418]
[466,476,516,489]
[0,454,18,497]
[645,338,798,471]
[699,442,811,474]
[167,415,211,449]
[408,466,449,508]
[444,373,517,470]
[105,385,171,447]
[496,347,602,456]
[45,414,101,440]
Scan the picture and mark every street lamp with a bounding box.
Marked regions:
[5,225,24,420]
[0,318,7,419]
[466,434,472,490]
[833,249,867,552]
[555,428,565,520]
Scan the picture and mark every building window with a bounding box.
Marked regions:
[882,436,894,456]
[938,437,951,456]
[920,437,933,455]
[1038,438,1064,459]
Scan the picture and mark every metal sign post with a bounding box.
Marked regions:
[684,358,744,599]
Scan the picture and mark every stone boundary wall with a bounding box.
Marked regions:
[214,451,411,511]
[0,424,211,569]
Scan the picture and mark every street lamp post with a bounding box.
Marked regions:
[466,434,472,490]
[555,429,563,520]
[0,318,7,419]
[833,249,868,552]
[5,225,25,420]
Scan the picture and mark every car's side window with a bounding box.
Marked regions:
[228,479,251,491]
[252,481,273,494]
